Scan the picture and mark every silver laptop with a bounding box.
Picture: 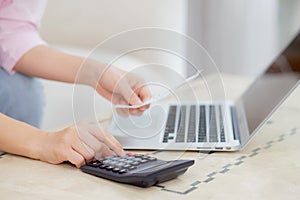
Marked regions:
[108,32,300,151]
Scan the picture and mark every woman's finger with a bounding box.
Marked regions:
[118,82,142,105]
[101,131,125,156]
[138,84,152,102]
[77,127,106,156]
[70,128,95,162]
[66,149,85,168]
[95,142,116,159]
[129,108,144,116]
[137,85,152,111]
[116,108,130,117]
[85,124,125,157]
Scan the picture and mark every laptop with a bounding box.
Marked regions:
[108,32,300,151]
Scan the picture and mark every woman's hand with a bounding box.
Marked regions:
[39,122,125,168]
[95,66,152,116]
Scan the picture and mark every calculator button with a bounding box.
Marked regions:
[123,164,131,169]
[87,160,102,167]
[109,161,118,166]
[99,164,107,169]
[125,156,135,160]
[125,160,134,164]
[102,160,111,165]
[115,163,126,168]
[131,161,140,166]
[133,158,142,162]
[118,169,128,174]
[112,168,121,172]
[141,155,150,160]
[140,159,148,164]
[148,157,157,161]
[105,166,114,170]
[128,166,137,170]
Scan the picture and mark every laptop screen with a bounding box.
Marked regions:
[238,31,300,145]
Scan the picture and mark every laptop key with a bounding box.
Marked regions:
[198,105,207,142]
[163,105,177,143]
[176,106,186,143]
[187,105,196,142]
[167,106,177,132]
[219,105,226,142]
[168,136,174,140]
[209,105,219,143]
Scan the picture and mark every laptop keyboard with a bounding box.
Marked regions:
[163,104,227,143]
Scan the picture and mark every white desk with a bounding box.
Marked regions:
[0,76,299,200]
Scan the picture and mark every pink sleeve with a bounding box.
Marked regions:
[0,0,48,74]
[0,21,47,74]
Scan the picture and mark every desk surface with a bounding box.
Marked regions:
[0,78,299,200]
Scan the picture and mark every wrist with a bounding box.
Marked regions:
[26,130,48,161]
[76,59,106,88]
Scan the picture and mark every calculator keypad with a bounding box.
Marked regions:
[86,154,157,174]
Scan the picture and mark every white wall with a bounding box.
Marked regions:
[186,0,300,77]
[39,0,187,130]
[40,0,187,48]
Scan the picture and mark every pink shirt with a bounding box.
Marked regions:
[0,0,47,74]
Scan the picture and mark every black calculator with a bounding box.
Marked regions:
[80,153,194,187]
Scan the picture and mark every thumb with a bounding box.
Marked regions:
[121,84,142,105]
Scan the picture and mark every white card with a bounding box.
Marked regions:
[113,70,201,109]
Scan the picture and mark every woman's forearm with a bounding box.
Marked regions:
[0,114,45,160]
[14,45,103,87]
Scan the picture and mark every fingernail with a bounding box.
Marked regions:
[132,110,138,114]
[139,107,146,111]
[120,149,126,157]
[126,152,136,156]
[132,98,142,105]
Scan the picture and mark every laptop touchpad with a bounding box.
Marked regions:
[111,104,167,139]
